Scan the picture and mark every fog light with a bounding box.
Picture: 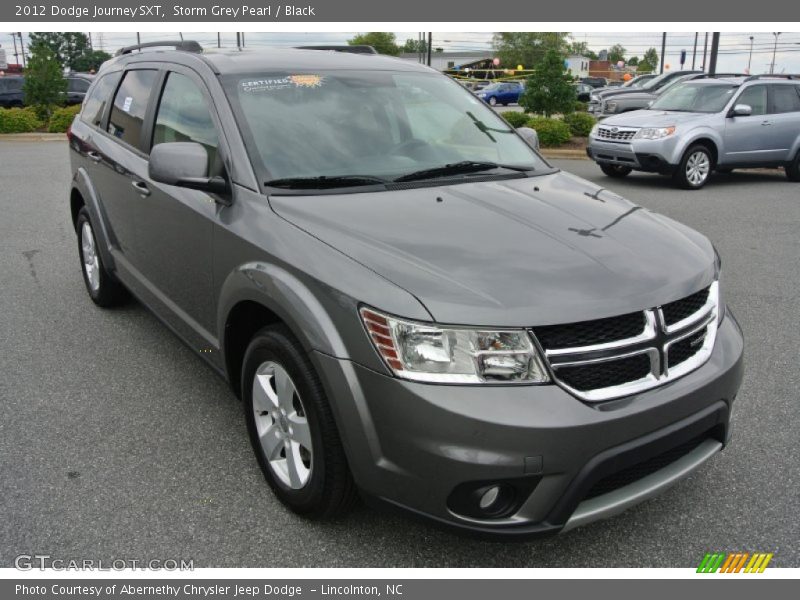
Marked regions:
[479,486,501,510]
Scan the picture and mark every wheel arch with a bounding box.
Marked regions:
[70,168,117,272]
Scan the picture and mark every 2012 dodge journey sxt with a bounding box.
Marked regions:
[67,41,744,538]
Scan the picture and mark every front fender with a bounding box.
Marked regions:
[673,128,725,164]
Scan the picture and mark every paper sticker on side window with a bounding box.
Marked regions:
[122,96,133,112]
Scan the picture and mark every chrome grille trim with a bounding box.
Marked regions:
[595,126,638,141]
[537,282,719,402]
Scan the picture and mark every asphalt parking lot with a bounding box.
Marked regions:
[1,140,798,568]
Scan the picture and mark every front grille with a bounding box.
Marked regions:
[556,353,651,392]
[583,434,708,500]
[662,287,709,326]
[534,311,645,350]
[596,127,636,141]
[668,327,708,368]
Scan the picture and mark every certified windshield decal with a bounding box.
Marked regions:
[240,75,325,93]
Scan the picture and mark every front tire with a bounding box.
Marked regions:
[75,207,128,307]
[600,163,632,178]
[242,324,357,518]
[786,151,800,182]
[674,145,713,189]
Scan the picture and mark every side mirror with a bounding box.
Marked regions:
[516,126,540,152]
[731,103,752,117]
[149,142,228,195]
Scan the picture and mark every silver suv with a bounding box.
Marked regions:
[587,75,800,188]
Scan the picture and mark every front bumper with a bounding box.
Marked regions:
[587,133,686,173]
[313,310,744,538]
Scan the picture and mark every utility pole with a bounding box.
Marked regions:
[217,32,221,48]
[236,32,241,50]
[136,32,141,49]
[660,33,666,74]
[12,32,19,65]
[747,36,754,72]
[241,32,245,47]
[692,32,698,69]
[427,32,432,67]
[770,32,781,74]
[702,32,708,71]
[708,32,720,75]
[18,32,26,68]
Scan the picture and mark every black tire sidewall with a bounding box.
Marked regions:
[600,163,632,177]
[242,328,329,514]
[786,151,800,181]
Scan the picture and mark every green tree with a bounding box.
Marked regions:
[519,49,577,117]
[492,32,569,70]
[401,38,427,54]
[28,32,88,69]
[567,40,597,60]
[608,44,627,64]
[71,49,112,72]
[627,56,640,66]
[638,47,659,73]
[348,32,400,56]
[23,41,67,120]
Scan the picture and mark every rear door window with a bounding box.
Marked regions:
[107,69,158,149]
[80,72,121,128]
[770,85,800,114]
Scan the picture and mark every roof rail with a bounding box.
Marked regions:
[295,45,378,55]
[692,73,747,79]
[743,74,800,82]
[116,40,203,56]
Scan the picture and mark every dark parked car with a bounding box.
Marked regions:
[0,76,24,108]
[574,82,594,102]
[0,73,94,107]
[589,70,703,113]
[67,42,743,538]
[581,76,608,88]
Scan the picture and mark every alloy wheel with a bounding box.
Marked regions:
[252,361,313,489]
[685,151,710,186]
[81,221,100,292]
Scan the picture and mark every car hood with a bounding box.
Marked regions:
[597,87,648,100]
[269,171,715,326]
[606,91,656,103]
[603,110,711,127]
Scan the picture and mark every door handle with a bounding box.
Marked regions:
[87,151,102,163]
[131,181,151,197]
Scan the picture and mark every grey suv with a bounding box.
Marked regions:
[588,76,800,188]
[68,42,743,538]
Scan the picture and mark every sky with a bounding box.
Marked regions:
[2,31,800,74]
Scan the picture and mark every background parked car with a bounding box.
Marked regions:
[0,76,24,108]
[476,81,524,106]
[574,82,594,102]
[596,73,746,119]
[581,76,608,88]
[0,73,95,107]
[589,70,702,114]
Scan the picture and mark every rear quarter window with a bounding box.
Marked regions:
[80,72,122,128]
[771,85,800,114]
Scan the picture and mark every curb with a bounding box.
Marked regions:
[1,133,67,141]
[540,149,588,160]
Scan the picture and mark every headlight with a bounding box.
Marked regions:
[590,93,598,101]
[714,248,725,325]
[590,124,599,137]
[606,102,618,113]
[360,307,550,384]
[633,126,676,140]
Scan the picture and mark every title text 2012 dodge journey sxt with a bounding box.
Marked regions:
[68,42,743,538]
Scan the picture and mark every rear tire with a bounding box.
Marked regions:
[75,207,128,307]
[786,152,800,182]
[600,163,632,178]
[673,145,713,189]
[242,324,358,518]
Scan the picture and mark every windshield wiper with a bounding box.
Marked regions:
[264,174,389,189]
[393,161,531,183]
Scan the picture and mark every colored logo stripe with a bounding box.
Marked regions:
[697,552,773,573]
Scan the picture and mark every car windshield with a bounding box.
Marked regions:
[650,82,738,113]
[641,72,673,91]
[224,70,547,185]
